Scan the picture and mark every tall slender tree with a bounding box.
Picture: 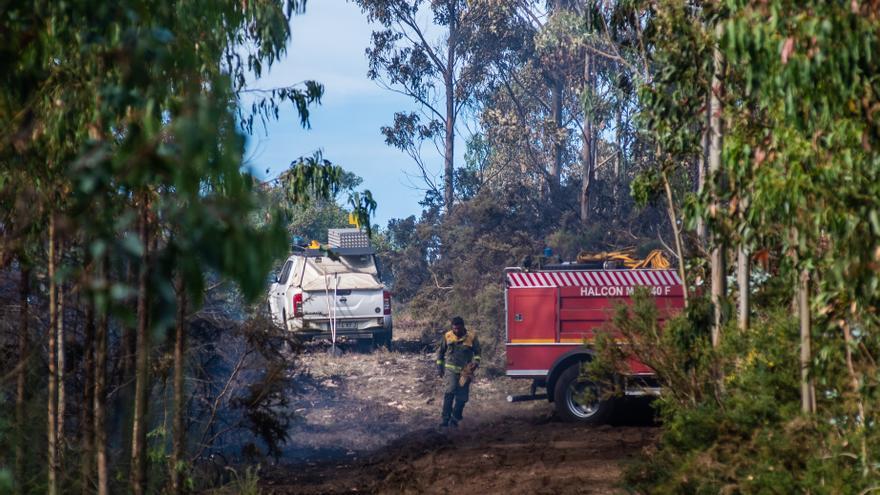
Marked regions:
[14,264,29,495]
[708,21,726,348]
[357,0,484,211]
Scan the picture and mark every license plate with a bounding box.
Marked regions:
[336,321,360,329]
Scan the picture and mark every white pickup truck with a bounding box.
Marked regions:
[267,230,392,347]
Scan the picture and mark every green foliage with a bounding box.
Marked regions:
[0,468,12,494]
[626,0,880,490]
[0,0,368,492]
[279,152,345,205]
[223,465,262,495]
[620,308,879,493]
[589,289,874,493]
[630,169,662,208]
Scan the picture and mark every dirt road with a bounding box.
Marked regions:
[263,332,657,494]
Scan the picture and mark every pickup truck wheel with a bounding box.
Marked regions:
[553,364,612,424]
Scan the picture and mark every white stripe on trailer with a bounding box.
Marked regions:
[558,272,572,286]
[657,271,670,285]
[537,272,551,287]
[658,270,672,285]
[524,272,538,287]
[551,272,566,286]
[580,271,595,286]
[539,272,553,287]
[508,269,683,288]
[509,273,521,287]
[624,271,639,286]
[654,271,669,285]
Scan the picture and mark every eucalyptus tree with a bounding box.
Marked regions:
[1,1,369,493]
[468,0,579,198]
[355,0,487,211]
[722,0,880,468]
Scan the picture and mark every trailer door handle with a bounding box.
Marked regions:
[514,313,523,322]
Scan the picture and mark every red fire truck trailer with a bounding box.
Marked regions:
[504,265,685,423]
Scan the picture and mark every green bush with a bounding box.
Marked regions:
[592,289,879,494]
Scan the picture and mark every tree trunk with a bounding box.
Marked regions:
[57,257,66,468]
[81,291,96,494]
[697,92,710,246]
[47,217,59,495]
[614,100,624,215]
[709,22,726,348]
[580,36,594,224]
[550,77,563,192]
[94,256,109,495]
[661,169,689,308]
[799,268,815,414]
[131,194,151,495]
[737,246,750,331]
[170,280,187,494]
[123,262,136,378]
[444,77,455,212]
[15,265,30,495]
[443,8,457,213]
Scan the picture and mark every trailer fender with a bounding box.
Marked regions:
[546,349,594,403]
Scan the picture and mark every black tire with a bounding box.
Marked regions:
[553,364,613,424]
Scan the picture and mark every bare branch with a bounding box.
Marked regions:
[193,350,250,462]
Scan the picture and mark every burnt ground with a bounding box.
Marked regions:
[261,326,658,494]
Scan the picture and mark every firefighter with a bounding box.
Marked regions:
[436,316,481,427]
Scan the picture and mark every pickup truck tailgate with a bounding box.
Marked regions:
[302,288,384,319]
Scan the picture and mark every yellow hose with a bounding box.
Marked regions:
[576,249,670,269]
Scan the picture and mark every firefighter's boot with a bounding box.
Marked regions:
[452,399,466,424]
[440,393,455,426]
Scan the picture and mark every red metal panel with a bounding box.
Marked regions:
[507,288,558,343]
[505,344,654,376]
[505,344,578,374]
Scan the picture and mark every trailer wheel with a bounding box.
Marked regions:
[553,364,612,424]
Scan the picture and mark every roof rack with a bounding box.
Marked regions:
[300,247,375,257]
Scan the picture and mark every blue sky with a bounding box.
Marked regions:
[242,0,445,227]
